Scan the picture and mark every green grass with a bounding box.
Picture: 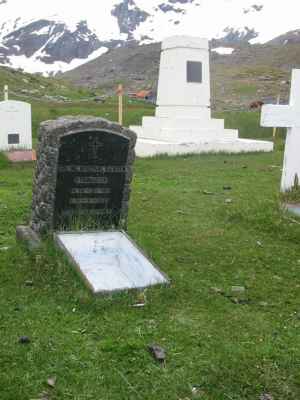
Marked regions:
[28,97,154,146]
[29,99,280,146]
[0,66,95,101]
[233,83,258,96]
[1,108,299,399]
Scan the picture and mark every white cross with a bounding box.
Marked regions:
[4,85,8,101]
[261,69,300,192]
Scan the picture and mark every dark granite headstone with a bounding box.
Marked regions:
[30,116,136,235]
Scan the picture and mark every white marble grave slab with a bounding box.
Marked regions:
[55,231,169,294]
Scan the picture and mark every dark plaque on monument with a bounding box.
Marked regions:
[30,117,136,234]
[54,130,129,229]
[187,61,202,83]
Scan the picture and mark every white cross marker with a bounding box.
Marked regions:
[261,69,300,192]
[4,85,8,101]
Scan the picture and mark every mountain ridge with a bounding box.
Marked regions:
[0,0,299,75]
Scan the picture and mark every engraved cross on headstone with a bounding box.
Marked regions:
[261,69,300,192]
[88,136,103,161]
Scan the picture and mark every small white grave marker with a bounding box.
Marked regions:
[261,69,300,192]
[0,85,32,151]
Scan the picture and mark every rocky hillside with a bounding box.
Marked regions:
[267,29,300,46]
[0,65,95,102]
[61,43,161,92]
[63,41,300,111]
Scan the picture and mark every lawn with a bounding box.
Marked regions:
[0,104,299,400]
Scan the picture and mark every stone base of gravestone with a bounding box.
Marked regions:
[16,226,42,251]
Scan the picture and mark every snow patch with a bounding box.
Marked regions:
[212,47,235,55]
[3,46,108,76]
[31,26,51,35]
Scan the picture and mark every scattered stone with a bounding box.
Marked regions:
[47,377,56,388]
[148,344,166,364]
[37,391,50,400]
[132,303,145,308]
[259,302,269,307]
[231,286,246,293]
[256,241,263,247]
[191,385,204,397]
[0,247,10,251]
[176,210,186,215]
[210,287,225,295]
[94,96,106,103]
[230,297,251,305]
[19,336,31,344]
[25,280,34,287]
[203,190,214,195]
[260,394,274,400]
[16,226,41,251]
[225,198,233,204]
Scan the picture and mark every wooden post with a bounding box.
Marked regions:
[273,94,281,138]
[4,85,8,101]
[117,84,124,125]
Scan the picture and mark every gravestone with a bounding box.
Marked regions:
[20,116,169,294]
[131,35,273,157]
[0,99,32,151]
[261,69,300,192]
[30,116,136,234]
[0,85,34,162]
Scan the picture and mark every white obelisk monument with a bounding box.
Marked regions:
[131,35,273,157]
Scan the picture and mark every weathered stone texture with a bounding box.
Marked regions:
[30,116,136,235]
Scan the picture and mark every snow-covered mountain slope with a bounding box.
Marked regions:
[1,0,300,75]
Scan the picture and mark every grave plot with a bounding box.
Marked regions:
[17,116,169,294]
